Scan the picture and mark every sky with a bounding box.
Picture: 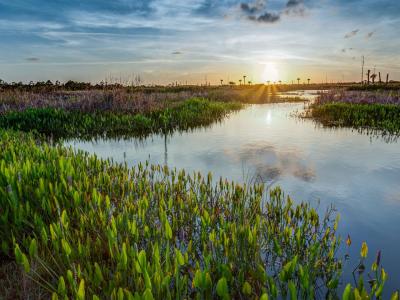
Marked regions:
[0,0,399,84]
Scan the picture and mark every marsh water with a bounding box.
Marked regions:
[65,90,400,291]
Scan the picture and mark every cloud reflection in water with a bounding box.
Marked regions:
[224,142,316,184]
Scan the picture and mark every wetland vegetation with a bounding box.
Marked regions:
[0,98,242,140]
[0,130,395,299]
[1,82,400,299]
[308,88,400,134]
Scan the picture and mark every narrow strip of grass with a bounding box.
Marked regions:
[347,84,400,91]
[0,98,242,140]
[310,102,400,134]
[0,130,394,299]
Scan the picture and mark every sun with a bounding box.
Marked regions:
[261,62,279,83]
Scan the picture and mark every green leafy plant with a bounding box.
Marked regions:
[1,130,398,298]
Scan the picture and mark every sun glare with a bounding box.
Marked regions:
[262,62,279,83]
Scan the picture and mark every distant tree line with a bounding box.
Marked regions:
[1,78,398,93]
[0,79,127,92]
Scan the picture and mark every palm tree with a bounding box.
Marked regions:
[278,80,282,85]
[307,78,310,85]
[220,79,223,86]
[371,73,377,84]
[243,75,247,85]
[297,78,301,85]
[248,81,252,85]
[239,79,242,85]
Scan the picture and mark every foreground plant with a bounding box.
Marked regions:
[0,130,398,299]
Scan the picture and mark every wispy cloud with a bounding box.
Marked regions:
[366,31,375,39]
[286,0,303,8]
[248,12,280,23]
[284,0,305,16]
[344,29,359,39]
[341,47,353,53]
[25,57,40,62]
[240,1,265,15]
[0,20,64,31]
[0,0,399,82]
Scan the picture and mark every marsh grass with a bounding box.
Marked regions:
[347,84,400,92]
[0,85,320,116]
[307,89,400,135]
[309,103,400,134]
[0,98,242,140]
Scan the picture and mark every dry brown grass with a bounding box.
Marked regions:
[0,260,47,300]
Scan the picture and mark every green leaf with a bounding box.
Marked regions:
[125,290,134,300]
[67,270,74,285]
[29,239,38,258]
[41,227,48,243]
[121,243,128,269]
[138,250,147,271]
[117,287,124,300]
[328,277,339,290]
[342,284,352,300]
[176,249,184,266]
[144,270,152,290]
[15,245,30,273]
[381,268,388,282]
[14,244,23,264]
[288,281,297,300]
[61,210,69,228]
[216,277,229,298]
[260,293,269,300]
[94,263,104,286]
[193,270,202,289]
[391,291,399,300]
[247,229,253,245]
[242,281,252,295]
[77,279,85,300]
[360,242,368,258]
[165,220,172,240]
[162,275,171,288]
[57,276,66,296]
[61,239,72,257]
[375,283,384,298]
[142,289,154,300]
